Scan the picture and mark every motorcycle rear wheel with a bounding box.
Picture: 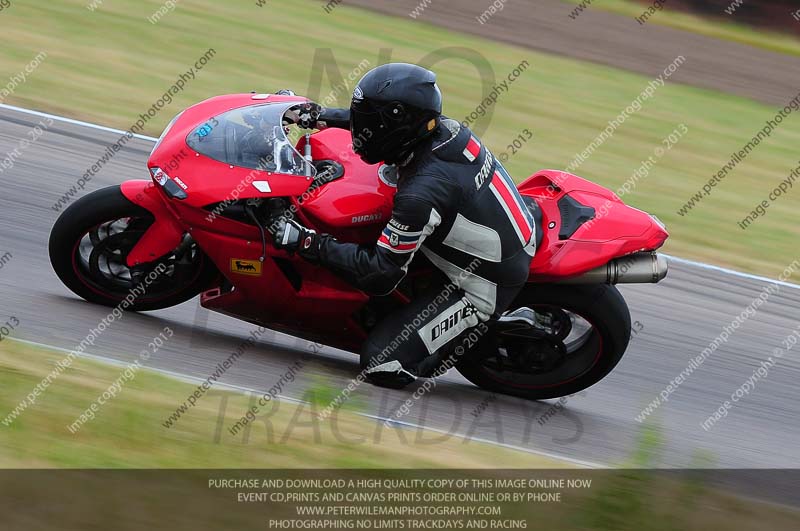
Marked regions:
[456,284,631,400]
[49,185,217,312]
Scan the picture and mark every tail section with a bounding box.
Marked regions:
[517,170,668,282]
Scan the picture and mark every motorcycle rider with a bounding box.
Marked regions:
[274,63,536,389]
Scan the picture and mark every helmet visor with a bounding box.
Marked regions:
[350,100,385,163]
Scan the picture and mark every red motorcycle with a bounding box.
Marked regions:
[49,93,668,399]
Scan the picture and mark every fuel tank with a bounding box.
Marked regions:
[298,129,397,243]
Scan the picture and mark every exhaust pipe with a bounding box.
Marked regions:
[559,252,668,284]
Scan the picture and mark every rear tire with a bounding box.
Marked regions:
[456,284,631,400]
[49,185,217,312]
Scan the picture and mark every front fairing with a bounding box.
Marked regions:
[147,95,317,208]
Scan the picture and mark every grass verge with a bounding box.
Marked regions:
[0,340,566,468]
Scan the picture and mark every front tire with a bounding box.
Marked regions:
[456,284,631,400]
[49,185,217,312]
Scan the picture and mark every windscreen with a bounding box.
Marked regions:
[185,102,315,177]
[151,111,183,157]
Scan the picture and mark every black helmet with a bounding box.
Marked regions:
[349,63,442,165]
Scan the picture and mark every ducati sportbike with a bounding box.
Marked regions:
[50,93,669,399]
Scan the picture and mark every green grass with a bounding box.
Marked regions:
[0,340,566,468]
[563,0,800,57]
[2,0,800,276]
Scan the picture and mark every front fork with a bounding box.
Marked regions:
[120,180,185,267]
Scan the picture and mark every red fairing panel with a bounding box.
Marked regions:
[519,170,668,282]
[120,180,185,267]
[297,128,397,244]
[147,93,316,209]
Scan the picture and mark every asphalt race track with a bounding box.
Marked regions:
[1,105,799,469]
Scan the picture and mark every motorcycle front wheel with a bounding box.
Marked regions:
[49,185,218,312]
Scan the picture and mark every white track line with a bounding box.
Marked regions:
[6,336,603,469]
[2,102,795,291]
[0,103,158,142]
[665,255,800,290]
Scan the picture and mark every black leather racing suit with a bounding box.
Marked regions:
[315,113,536,388]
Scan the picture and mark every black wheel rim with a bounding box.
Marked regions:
[477,304,603,390]
[72,216,205,304]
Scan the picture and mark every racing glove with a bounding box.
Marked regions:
[284,102,323,129]
[273,219,321,261]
